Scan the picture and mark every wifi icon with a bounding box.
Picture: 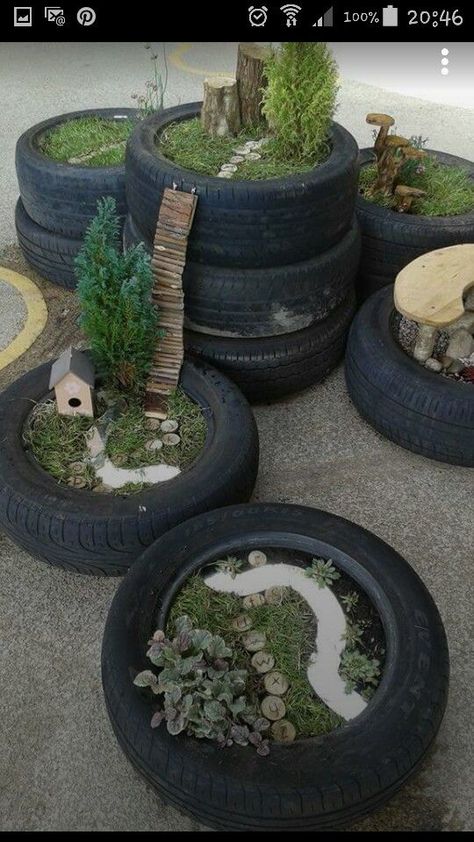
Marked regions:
[280,4,301,27]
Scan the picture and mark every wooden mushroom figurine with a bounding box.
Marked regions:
[375,135,411,194]
[366,112,395,158]
[395,185,427,213]
[49,347,95,417]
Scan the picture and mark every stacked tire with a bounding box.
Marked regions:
[124,103,361,402]
[15,108,137,289]
[356,148,474,301]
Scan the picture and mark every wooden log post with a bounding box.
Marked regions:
[201,77,241,138]
[236,42,270,128]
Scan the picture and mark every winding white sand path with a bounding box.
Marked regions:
[205,564,367,720]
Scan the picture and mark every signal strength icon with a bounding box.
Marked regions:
[314,6,334,27]
[280,4,301,27]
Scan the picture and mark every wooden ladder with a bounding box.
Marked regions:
[145,187,198,417]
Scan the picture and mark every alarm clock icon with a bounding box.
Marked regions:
[248,6,268,27]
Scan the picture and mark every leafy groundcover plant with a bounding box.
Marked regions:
[134,616,271,755]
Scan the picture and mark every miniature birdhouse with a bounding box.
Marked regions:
[49,347,95,418]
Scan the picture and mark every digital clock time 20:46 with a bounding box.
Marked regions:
[408,9,464,27]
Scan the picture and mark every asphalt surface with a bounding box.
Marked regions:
[0,42,473,832]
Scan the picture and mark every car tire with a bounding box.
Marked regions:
[102,502,449,831]
[345,285,474,466]
[0,358,259,575]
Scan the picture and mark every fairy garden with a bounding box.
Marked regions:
[134,548,384,751]
[23,197,207,495]
[159,42,338,179]
[359,111,474,216]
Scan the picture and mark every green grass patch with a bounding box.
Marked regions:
[158,118,314,179]
[23,388,207,494]
[39,117,134,166]
[168,573,342,738]
[359,156,474,216]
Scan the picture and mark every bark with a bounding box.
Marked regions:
[236,42,270,128]
[201,77,241,138]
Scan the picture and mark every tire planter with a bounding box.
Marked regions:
[356,148,474,300]
[16,107,138,240]
[185,291,356,403]
[102,503,449,831]
[124,213,361,338]
[15,198,79,289]
[345,285,474,466]
[125,102,360,269]
[0,358,259,575]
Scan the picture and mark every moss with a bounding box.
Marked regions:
[159,118,313,179]
[359,156,474,216]
[39,116,134,166]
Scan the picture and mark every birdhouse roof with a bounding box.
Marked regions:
[49,347,95,390]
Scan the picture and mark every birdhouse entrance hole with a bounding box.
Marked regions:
[68,398,82,408]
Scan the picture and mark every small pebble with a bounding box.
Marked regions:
[242,630,266,652]
[245,152,262,161]
[113,455,127,466]
[244,140,260,150]
[424,357,443,373]
[265,586,287,605]
[162,433,180,446]
[161,419,179,433]
[271,720,296,743]
[221,163,238,173]
[232,614,253,632]
[233,146,248,155]
[230,155,245,164]
[243,593,265,609]
[260,695,286,721]
[146,439,163,452]
[248,550,267,567]
[263,671,290,696]
[251,651,275,674]
[145,418,161,431]
[218,171,233,179]
[69,461,85,475]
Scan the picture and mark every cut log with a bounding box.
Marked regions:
[236,42,270,128]
[145,187,198,417]
[201,76,241,138]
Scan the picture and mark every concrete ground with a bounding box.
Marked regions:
[0,43,473,832]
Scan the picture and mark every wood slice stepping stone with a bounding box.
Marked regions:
[394,244,474,327]
[248,550,267,567]
[263,671,289,696]
[251,651,275,673]
[232,614,253,632]
[271,720,296,743]
[243,593,265,609]
[145,188,198,417]
[261,695,286,721]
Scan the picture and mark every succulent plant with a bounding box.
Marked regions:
[305,557,341,588]
[342,622,364,649]
[340,591,359,612]
[134,615,270,754]
[214,556,244,578]
[340,649,381,695]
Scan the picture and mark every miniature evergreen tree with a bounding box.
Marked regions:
[75,198,158,394]
[262,42,338,165]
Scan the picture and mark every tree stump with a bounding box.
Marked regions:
[236,42,270,128]
[201,77,241,138]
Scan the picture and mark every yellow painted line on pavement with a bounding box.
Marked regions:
[169,43,228,77]
[0,268,48,371]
